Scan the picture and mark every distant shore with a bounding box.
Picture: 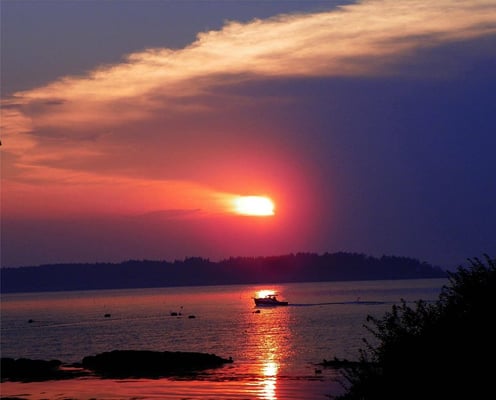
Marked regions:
[1,252,446,293]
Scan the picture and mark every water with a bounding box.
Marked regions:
[1,279,446,399]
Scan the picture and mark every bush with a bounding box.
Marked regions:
[334,254,496,400]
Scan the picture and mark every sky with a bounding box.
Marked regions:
[1,0,495,270]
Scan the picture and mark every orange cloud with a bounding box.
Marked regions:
[1,0,495,218]
[1,170,232,219]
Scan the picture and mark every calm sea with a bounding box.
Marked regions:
[1,279,447,399]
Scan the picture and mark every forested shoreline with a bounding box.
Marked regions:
[1,252,446,293]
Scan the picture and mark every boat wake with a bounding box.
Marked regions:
[289,300,388,307]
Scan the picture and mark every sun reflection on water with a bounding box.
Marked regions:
[262,360,278,400]
[256,289,276,299]
[244,290,291,400]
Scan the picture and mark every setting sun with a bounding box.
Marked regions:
[233,196,275,216]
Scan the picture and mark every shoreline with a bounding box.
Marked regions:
[1,354,346,400]
[0,352,346,399]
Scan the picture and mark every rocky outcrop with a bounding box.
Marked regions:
[82,350,233,378]
[1,358,69,381]
[1,350,233,381]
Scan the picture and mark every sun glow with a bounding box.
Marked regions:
[233,196,275,216]
[256,290,276,299]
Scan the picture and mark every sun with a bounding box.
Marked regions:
[233,196,275,216]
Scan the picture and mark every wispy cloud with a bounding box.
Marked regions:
[2,0,495,218]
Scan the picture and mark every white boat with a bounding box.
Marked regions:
[253,294,288,306]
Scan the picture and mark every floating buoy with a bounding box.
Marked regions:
[170,306,183,316]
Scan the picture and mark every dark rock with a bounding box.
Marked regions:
[81,350,233,378]
[1,357,67,381]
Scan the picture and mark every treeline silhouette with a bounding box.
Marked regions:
[0,252,446,293]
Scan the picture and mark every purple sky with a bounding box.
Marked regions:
[1,0,495,270]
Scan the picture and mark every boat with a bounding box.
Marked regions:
[253,294,288,306]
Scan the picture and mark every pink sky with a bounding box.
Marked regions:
[2,0,496,267]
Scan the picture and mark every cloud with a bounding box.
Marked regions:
[1,0,495,219]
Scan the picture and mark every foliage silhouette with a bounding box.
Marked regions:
[1,252,445,293]
[334,254,496,400]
